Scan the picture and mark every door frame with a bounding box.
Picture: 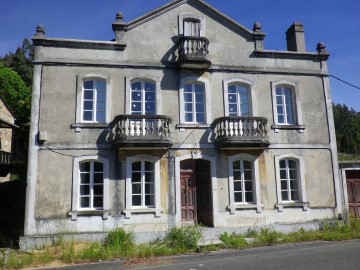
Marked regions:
[341,167,360,220]
[175,153,218,227]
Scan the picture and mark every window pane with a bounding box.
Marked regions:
[244,171,252,180]
[277,105,284,114]
[291,191,299,201]
[228,85,236,93]
[97,101,106,110]
[284,88,291,96]
[185,113,193,122]
[228,94,237,103]
[97,90,106,101]
[145,102,155,114]
[80,173,90,184]
[132,161,141,171]
[131,102,141,112]
[281,180,287,190]
[234,181,242,191]
[195,84,203,93]
[80,197,90,208]
[80,185,90,195]
[240,104,249,116]
[233,161,240,170]
[196,113,205,123]
[244,180,253,191]
[229,104,237,114]
[84,101,93,110]
[195,103,204,113]
[275,87,282,95]
[234,192,242,203]
[132,91,142,101]
[233,171,241,180]
[84,90,93,99]
[94,185,103,196]
[145,172,154,183]
[132,195,141,206]
[94,173,103,184]
[132,172,141,183]
[280,169,287,179]
[245,192,253,203]
[277,115,284,124]
[145,161,154,171]
[96,112,105,122]
[132,184,141,194]
[145,195,155,206]
[282,191,288,201]
[96,80,106,91]
[276,96,283,105]
[184,93,192,102]
[145,91,155,101]
[80,162,90,172]
[84,81,93,89]
[94,162,103,172]
[184,84,192,92]
[93,196,103,208]
[279,160,286,169]
[289,170,297,180]
[239,86,248,96]
[83,111,93,121]
[290,180,298,190]
[185,103,193,112]
[195,93,204,103]
[145,82,155,92]
[288,160,297,169]
[132,82,142,91]
[243,161,252,170]
[145,183,154,194]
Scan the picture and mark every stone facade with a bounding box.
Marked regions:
[0,97,15,182]
[21,0,345,249]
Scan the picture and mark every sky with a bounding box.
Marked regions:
[1,0,359,111]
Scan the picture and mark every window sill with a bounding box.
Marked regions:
[123,208,161,219]
[228,203,263,214]
[176,123,211,132]
[68,210,111,220]
[275,202,309,212]
[71,122,111,133]
[271,124,306,133]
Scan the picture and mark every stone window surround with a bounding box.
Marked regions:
[227,153,263,214]
[125,76,162,115]
[178,14,206,36]
[270,80,305,133]
[274,153,309,212]
[177,75,212,130]
[223,78,257,117]
[73,73,112,132]
[69,155,110,220]
[123,154,161,219]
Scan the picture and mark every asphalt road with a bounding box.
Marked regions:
[49,240,360,270]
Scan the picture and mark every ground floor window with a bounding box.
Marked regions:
[131,161,155,207]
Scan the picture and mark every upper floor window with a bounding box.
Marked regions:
[275,86,295,125]
[131,81,156,115]
[82,79,106,122]
[79,160,104,210]
[184,19,200,37]
[184,83,205,123]
[228,84,251,117]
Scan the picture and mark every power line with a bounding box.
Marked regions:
[329,75,360,90]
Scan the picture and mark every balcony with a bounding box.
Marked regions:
[112,115,172,149]
[178,36,211,69]
[213,117,270,149]
[0,150,11,165]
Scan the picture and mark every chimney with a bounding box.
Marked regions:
[286,22,306,52]
[112,12,127,43]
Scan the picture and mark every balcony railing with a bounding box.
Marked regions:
[0,150,11,165]
[113,115,172,148]
[213,116,270,149]
[178,36,211,69]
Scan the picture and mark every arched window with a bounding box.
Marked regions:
[79,160,104,209]
[82,79,106,122]
[184,83,205,123]
[228,84,250,117]
[130,80,156,115]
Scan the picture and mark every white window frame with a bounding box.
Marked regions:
[228,153,262,213]
[223,78,256,117]
[125,76,161,115]
[274,153,309,211]
[271,80,305,133]
[178,14,205,37]
[124,155,161,218]
[74,73,111,132]
[70,155,110,220]
[178,76,211,129]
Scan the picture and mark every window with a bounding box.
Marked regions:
[232,160,254,203]
[124,155,161,218]
[70,155,110,220]
[184,19,200,37]
[79,161,104,209]
[131,81,156,115]
[228,84,250,117]
[270,81,305,133]
[274,154,308,211]
[279,159,299,202]
[228,154,262,213]
[275,86,295,125]
[184,83,205,123]
[131,161,155,207]
[82,79,106,122]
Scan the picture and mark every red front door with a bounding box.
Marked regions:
[181,160,197,222]
[346,170,360,218]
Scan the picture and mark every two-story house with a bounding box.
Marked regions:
[21,0,345,249]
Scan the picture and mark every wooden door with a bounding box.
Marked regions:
[180,160,197,222]
[346,170,360,218]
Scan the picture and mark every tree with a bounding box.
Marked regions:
[0,38,34,88]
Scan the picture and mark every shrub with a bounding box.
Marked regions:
[105,228,135,256]
[255,228,282,246]
[220,232,248,249]
[164,226,203,251]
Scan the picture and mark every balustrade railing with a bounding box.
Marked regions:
[0,150,11,164]
[213,116,268,139]
[178,36,209,58]
[113,115,172,139]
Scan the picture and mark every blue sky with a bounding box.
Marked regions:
[1,0,359,110]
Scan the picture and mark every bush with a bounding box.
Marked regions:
[164,226,203,251]
[255,228,282,246]
[220,232,248,249]
[105,228,135,256]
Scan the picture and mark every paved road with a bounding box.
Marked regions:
[51,240,360,270]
